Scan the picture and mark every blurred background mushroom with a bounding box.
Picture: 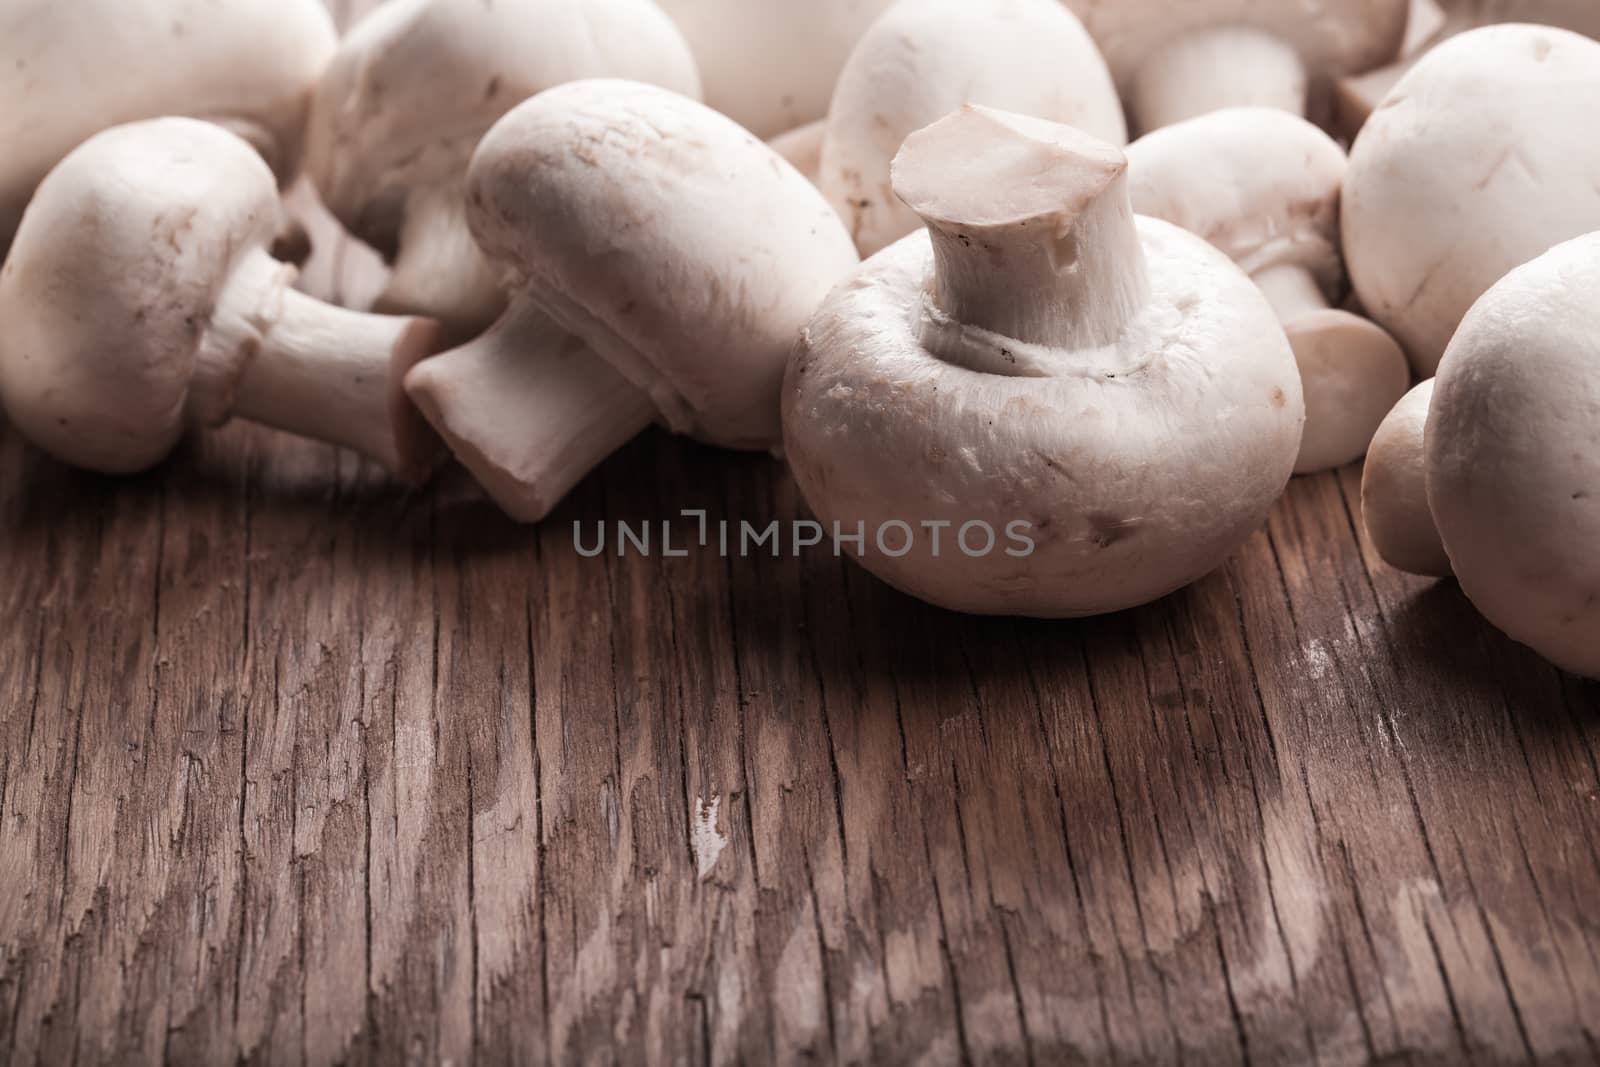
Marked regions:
[1061,0,1409,134]
[304,0,702,338]
[0,0,338,255]
[817,0,1124,256]
[1126,107,1410,475]
[654,0,894,139]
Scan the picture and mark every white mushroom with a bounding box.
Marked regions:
[1343,24,1600,377]
[1064,0,1408,134]
[403,80,859,523]
[654,0,894,138]
[1361,381,1451,577]
[1426,232,1600,679]
[1126,108,1410,475]
[1334,0,1600,139]
[819,0,1125,256]
[769,120,827,188]
[304,0,702,335]
[783,105,1305,618]
[0,120,444,479]
[0,0,337,251]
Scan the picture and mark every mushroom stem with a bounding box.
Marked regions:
[892,106,1150,374]
[403,299,657,523]
[1254,262,1330,323]
[198,247,442,476]
[1131,27,1308,132]
[374,182,507,334]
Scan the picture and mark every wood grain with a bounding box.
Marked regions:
[4,1,1600,1063]
[2,417,1598,1066]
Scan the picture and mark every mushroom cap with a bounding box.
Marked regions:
[1362,379,1450,577]
[654,0,894,138]
[1064,0,1408,94]
[305,0,701,263]
[0,119,284,473]
[1126,108,1346,291]
[1289,310,1412,474]
[1426,233,1600,678]
[783,219,1304,618]
[1344,23,1600,377]
[466,79,859,451]
[819,0,1126,256]
[0,0,335,247]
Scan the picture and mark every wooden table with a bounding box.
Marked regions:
[2,413,1598,1065]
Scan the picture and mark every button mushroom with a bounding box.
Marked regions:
[783,105,1305,618]
[770,120,827,189]
[1426,232,1600,679]
[0,119,444,479]
[1362,381,1451,578]
[818,0,1125,256]
[0,0,337,251]
[403,80,859,523]
[1344,23,1600,377]
[654,0,894,138]
[1125,108,1411,475]
[1334,0,1600,139]
[1063,0,1409,134]
[304,0,702,335]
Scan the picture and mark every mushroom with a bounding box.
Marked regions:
[819,0,1125,256]
[1125,108,1410,475]
[1361,381,1451,577]
[0,119,443,479]
[304,0,702,335]
[403,80,859,523]
[1333,0,1600,139]
[1343,24,1600,377]
[769,121,827,188]
[654,0,893,138]
[1062,0,1409,134]
[1425,232,1600,678]
[0,0,337,251]
[783,105,1305,618]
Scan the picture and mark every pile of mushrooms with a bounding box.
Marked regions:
[0,0,1597,677]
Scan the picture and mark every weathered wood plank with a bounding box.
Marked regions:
[3,416,1600,1066]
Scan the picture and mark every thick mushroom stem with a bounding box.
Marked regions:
[1253,262,1330,322]
[404,300,657,524]
[1131,27,1308,132]
[195,247,443,478]
[374,184,508,334]
[892,106,1151,375]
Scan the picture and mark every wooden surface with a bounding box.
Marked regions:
[5,2,1600,1064]
[3,408,1600,1067]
